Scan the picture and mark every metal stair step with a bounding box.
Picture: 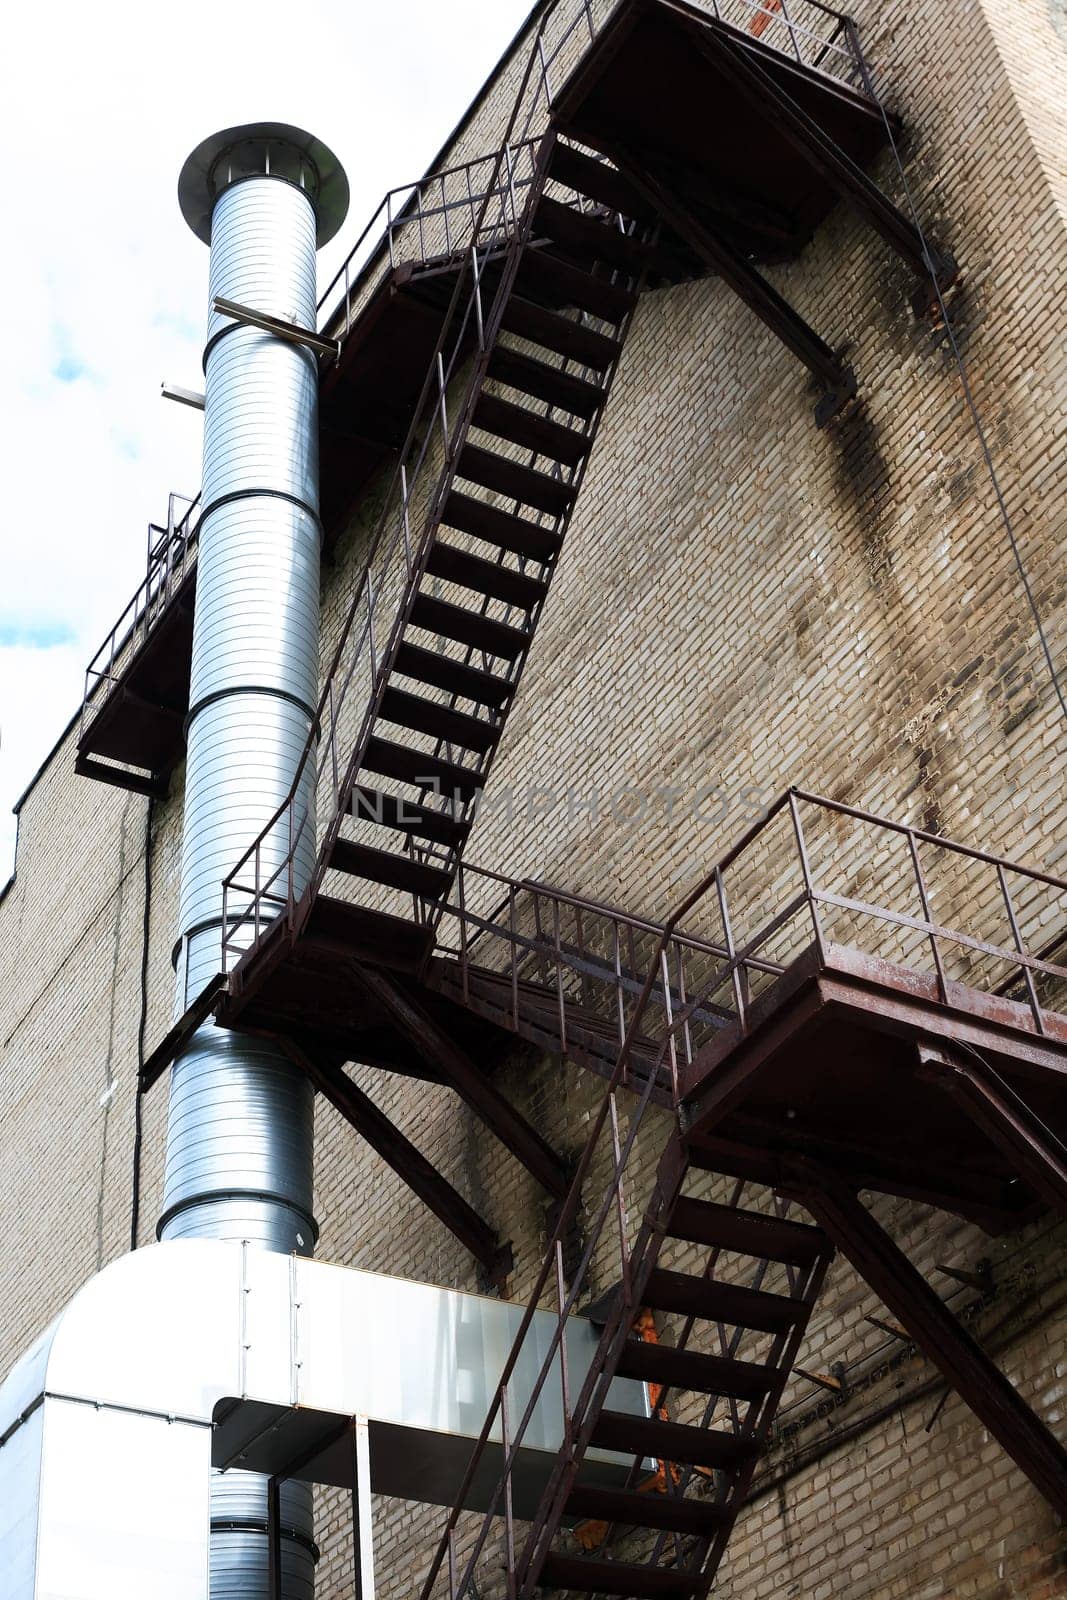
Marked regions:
[564,1483,728,1537]
[499,294,622,371]
[518,245,636,323]
[362,734,482,800]
[327,838,453,900]
[547,142,655,227]
[488,345,605,421]
[349,785,470,850]
[644,1268,804,1333]
[393,640,514,710]
[591,1409,758,1472]
[668,1195,828,1268]
[614,1338,776,1402]
[425,539,549,610]
[472,394,591,471]
[537,1553,700,1598]
[535,195,659,276]
[379,686,499,755]
[442,485,565,560]
[456,442,575,518]
[408,593,529,662]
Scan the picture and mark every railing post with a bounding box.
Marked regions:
[437,351,449,450]
[500,1385,517,1600]
[509,888,520,1029]
[552,898,567,1050]
[399,464,413,575]
[254,840,262,943]
[787,790,826,962]
[221,880,229,974]
[613,922,627,1054]
[286,802,295,926]
[714,865,748,1031]
[555,1239,573,1454]
[609,1089,631,1303]
[660,944,681,1106]
[458,867,470,1005]
[777,0,804,64]
[905,829,947,1003]
[996,863,1045,1035]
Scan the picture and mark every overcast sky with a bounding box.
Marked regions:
[0,0,533,877]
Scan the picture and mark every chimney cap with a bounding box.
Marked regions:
[179,121,349,247]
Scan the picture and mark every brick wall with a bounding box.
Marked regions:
[1,0,1065,1596]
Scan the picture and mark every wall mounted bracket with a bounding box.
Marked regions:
[609,146,857,427]
[213,295,343,363]
[684,16,959,317]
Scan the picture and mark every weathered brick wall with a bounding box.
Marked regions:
[1,0,1065,1596]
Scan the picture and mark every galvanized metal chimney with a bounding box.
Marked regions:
[166,121,348,1600]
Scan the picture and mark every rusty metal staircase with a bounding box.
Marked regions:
[218,128,667,956]
[320,136,662,918]
[412,908,836,1600]
[528,1158,833,1600]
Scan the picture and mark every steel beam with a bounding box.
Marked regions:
[791,1169,1067,1520]
[918,1044,1067,1215]
[279,1037,512,1283]
[686,17,958,303]
[354,965,570,1199]
[609,144,856,426]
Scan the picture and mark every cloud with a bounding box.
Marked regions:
[0,622,77,649]
[51,354,92,384]
[0,0,535,878]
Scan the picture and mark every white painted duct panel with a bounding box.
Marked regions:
[34,1403,209,1600]
[0,1242,651,1599]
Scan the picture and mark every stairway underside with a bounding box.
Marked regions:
[550,0,890,258]
[682,939,1067,1232]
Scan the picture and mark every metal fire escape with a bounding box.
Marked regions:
[78,0,1067,1592]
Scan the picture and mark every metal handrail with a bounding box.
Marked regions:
[79,492,200,730]
[671,787,1067,1042]
[315,139,542,341]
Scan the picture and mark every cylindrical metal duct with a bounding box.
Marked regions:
[164,122,348,1600]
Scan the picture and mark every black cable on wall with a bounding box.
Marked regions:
[129,794,155,1250]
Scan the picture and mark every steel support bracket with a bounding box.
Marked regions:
[783,1158,1067,1520]
[161,380,206,410]
[607,145,858,427]
[277,1036,513,1287]
[212,295,343,363]
[909,250,961,320]
[916,1042,1067,1215]
[351,963,571,1200]
[685,18,960,318]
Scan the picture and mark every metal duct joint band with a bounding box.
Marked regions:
[210,1521,321,1563]
[185,684,320,737]
[157,1190,320,1246]
[197,485,324,536]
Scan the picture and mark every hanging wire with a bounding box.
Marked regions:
[129,795,155,1250]
[850,47,1067,724]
